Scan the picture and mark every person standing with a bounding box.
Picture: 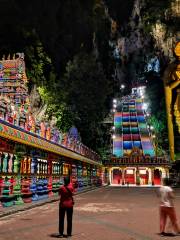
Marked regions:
[59,176,74,238]
[158,178,180,236]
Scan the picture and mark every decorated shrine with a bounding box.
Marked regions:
[0,54,103,207]
[105,88,170,186]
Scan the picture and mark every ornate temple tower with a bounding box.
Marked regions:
[0,53,29,106]
[0,53,30,126]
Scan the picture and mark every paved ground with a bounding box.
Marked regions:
[0,187,180,240]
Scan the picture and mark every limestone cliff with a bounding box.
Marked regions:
[105,0,180,87]
[29,85,47,121]
[104,0,180,154]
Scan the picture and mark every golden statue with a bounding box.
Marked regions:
[174,88,180,133]
[163,42,180,161]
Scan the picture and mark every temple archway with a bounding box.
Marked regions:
[139,168,149,185]
[112,168,121,184]
[124,168,135,184]
[154,169,161,185]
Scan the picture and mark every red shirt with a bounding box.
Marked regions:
[59,184,74,208]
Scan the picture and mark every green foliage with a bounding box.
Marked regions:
[23,30,53,89]
[141,0,171,25]
[38,86,53,102]
[140,0,180,36]
[93,1,111,70]
[63,52,112,148]
[175,153,180,161]
[147,115,167,156]
[0,0,113,155]
[47,104,76,133]
[98,147,111,160]
[145,73,168,153]
[37,83,75,132]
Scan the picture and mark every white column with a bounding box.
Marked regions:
[161,168,166,179]
[134,168,136,184]
[148,168,152,185]
[161,168,167,185]
[101,167,105,185]
[166,169,169,178]
[109,169,111,184]
[109,169,112,184]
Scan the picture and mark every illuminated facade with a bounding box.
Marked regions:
[106,87,170,186]
[0,54,103,207]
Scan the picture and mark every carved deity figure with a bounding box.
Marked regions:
[40,121,46,138]
[6,101,13,124]
[46,125,51,141]
[62,133,68,147]
[11,103,20,125]
[52,127,60,143]
[35,120,41,135]
[28,113,36,132]
[0,98,6,119]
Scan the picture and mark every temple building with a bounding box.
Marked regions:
[104,87,170,186]
[0,54,103,207]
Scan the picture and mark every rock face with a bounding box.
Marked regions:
[29,85,47,121]
[105,0,180,88]
[109,0,150,89]
[104,0,180,156]
[151,0,180,60]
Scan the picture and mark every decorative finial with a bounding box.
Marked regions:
[13,54,15,60]
[7,54,10,60]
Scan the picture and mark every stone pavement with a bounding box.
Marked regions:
[0,187,180,240]
[0,186,104,218]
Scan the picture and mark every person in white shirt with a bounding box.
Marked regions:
[158,178,180,236]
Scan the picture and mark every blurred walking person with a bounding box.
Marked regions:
[158,178,180,236]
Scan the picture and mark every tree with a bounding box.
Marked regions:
[63,52,112,149]
[145,72,168,153]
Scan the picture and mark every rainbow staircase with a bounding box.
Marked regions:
[113,97,155,157]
